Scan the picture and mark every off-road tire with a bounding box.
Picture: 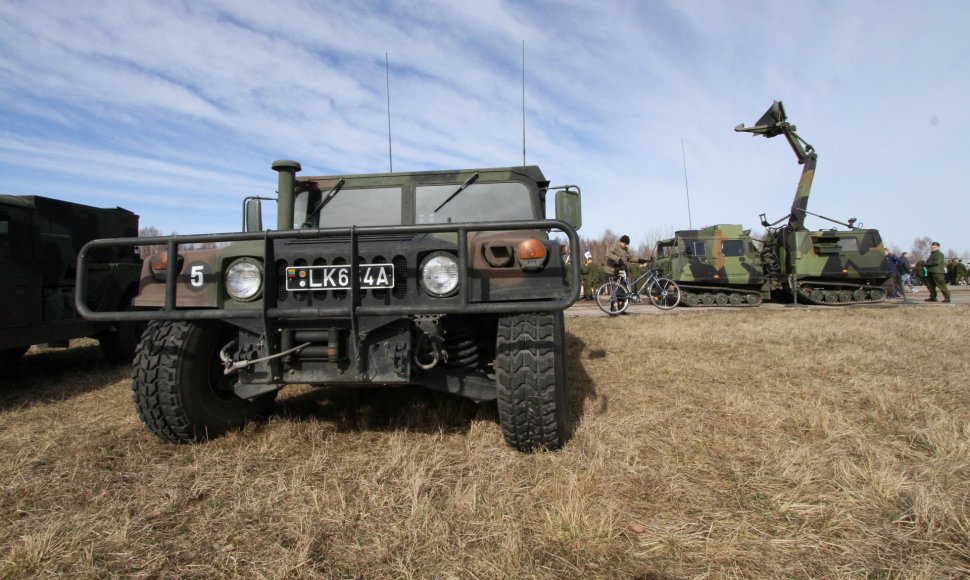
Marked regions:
[132,320,276,443]
[495,312,571,452]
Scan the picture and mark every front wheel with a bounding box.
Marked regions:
[595,279,629,316]
[648,277,681,310]
[495,312,571,452]
[131,320,277,443]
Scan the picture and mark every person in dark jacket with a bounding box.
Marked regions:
[605,235,632,278]
[883,248,905,299]
[900,252,916,292]
[924,242,951,302]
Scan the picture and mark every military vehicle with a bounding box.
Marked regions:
[735,101,892,305]
[0,195,141,363]
[77,162,582,452]
[651,224,767,306]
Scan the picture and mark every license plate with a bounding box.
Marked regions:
[285,263,394,291]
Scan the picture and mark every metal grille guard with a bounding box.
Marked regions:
[76,219,581,323]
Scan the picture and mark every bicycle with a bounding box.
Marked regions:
[595,266,681,315]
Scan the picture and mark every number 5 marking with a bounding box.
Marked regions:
[190,265,205,287]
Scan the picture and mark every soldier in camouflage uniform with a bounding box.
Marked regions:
[580,256,595,300]
[953,258,967,284]
[924,242,951,302]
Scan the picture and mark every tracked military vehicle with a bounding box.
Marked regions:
[0,195,141,363]
[77,162,582,452]
[736,101,892,305]
[651,224,767,307]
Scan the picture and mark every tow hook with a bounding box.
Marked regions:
[413,333,446,370]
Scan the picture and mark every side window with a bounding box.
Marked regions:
[721,240,744,257]
[838,238,859,253]
[685,240,706,257]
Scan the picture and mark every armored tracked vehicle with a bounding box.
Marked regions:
[0,195,141,363]
[736,101,892,305]
[651,224,767,307]
[77,162,582,452]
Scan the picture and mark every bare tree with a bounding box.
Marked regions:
[639,225,674,260]
[138,226,163,259]
[910,236,932,261]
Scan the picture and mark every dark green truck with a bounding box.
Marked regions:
[77,162,582,452]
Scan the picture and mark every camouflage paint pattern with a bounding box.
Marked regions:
[737,101,893,305]
[652,224,767,307]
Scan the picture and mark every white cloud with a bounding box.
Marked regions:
[0,0,968,252]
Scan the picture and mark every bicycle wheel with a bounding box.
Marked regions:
[648,277,681,310]
[595,279,630,315]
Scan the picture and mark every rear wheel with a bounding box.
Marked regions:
[0,346,29,363]
[97,291,147,364]
[495,312,571,452]
[595,279,629,315]
[132,320,276,443]
[648,278,681,310]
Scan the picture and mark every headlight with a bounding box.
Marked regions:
[420,252,459,297]
[225,259,263,301]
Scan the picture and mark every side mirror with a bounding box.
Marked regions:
[555,188,582,231]
[244,197,263,232]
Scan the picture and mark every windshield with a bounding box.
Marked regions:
[415,182,535,224]
[295,187,403,228]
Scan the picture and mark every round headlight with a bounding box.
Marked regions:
[225,259,263,301]
[420,252,459,297]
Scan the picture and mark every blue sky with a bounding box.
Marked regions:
[2,0,968,255]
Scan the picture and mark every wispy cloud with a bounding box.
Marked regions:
[0,0,967,252]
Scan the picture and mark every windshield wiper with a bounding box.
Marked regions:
[433,172,479,213]
[302,179,345,228]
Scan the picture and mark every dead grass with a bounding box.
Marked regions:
[1,307,968,578]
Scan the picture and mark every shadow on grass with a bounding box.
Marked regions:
[0,342,129,409]
[275,384,486,437]
[273,330,598,444]
[565,331,602,420]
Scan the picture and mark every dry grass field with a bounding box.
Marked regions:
[1,306,968,578]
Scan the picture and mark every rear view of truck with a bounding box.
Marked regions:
[0,195,141,362]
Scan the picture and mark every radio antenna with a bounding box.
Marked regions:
[386,52,393,172]
[521,40,526,166]
[681,140,693,230]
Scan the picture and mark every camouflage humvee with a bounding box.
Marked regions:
[77,162,582,452]
[0,195,141,363]
[736,101,892,304]
[651,224,767,306]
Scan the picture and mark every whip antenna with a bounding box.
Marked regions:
[386,52,393,172]
[681,140,693,230]
[522,40,526,166]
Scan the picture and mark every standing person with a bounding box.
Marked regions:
[900,252,916,292]
[605,235,632,279]
[580,256,595,300]
[604,235,633,314]
[883,248,905,299]
[924,242,951,303]
[953,259,968,286]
